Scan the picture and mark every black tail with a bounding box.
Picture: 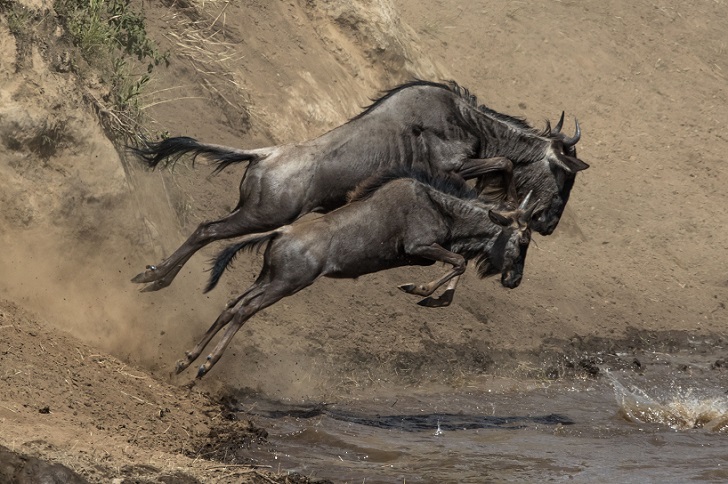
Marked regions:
[130,136,262,174]
[205,230,280,293]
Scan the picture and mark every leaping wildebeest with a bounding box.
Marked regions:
[177,169,538,378]
[132,80,588,292]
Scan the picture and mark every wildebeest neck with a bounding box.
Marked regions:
[350,80,552,168]
[425,190,505,259]
[461,107,552,165]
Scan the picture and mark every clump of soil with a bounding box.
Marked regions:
[0,445,89,484]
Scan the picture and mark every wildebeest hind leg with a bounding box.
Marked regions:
[175,307,236,374]
[132,209,279,291]
[195,281,295,378]
[175,287,262,374]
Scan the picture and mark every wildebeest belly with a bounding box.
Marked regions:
[324,254,436,279]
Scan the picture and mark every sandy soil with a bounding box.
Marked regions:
[0,0,726,481]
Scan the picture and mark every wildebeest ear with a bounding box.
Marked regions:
[489,209,513,227]
[551,152,589,173]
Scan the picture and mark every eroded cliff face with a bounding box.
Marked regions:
[140,0,447,144]
[0,19,126,232]
[0,2,181,364]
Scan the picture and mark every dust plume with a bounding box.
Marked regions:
[0,210,227,380]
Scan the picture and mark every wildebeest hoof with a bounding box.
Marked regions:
[131,269,160,284]
[140,279,171,292]
[398,283,416,293]
[197,364,208,378]
[417,296,451,308]
[175,359,190,374]
[398,283,430,296]
[417,289,455,308]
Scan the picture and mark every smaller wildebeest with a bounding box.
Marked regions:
[131,80,587,292]
[176,170,537,378]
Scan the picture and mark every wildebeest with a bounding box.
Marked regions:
[132,80,587,292]
[176,170,537,377]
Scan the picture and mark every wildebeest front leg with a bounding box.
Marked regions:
[459,157,518,206]
[417,275,461,308]
[398,244,466,298]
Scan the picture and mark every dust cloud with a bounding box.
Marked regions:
[0,206,228,378]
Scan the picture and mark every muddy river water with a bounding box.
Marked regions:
[230,352,728,483]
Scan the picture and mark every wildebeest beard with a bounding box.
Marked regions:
[466,231,511,279]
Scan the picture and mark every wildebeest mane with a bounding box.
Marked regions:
[351,80,550,137]
[443,81,541,134]
[347,166,476,203]
[350,80,445,122]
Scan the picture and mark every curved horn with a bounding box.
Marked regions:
[544,120,552,135]
[518,200,541,226]
[553,111,565,134]
[561,118,581,147]
[518,190,533,210]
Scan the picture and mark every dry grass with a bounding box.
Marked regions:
[153,2,255,129]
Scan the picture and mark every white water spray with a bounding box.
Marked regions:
[606,371,728,431]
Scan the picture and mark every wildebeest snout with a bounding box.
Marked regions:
[501,271,522,289]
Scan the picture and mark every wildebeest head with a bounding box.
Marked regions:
[515,114,588,235]
[486,192,537,289]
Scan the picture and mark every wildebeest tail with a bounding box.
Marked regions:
[131,136,270,174]
[205,230,280,293]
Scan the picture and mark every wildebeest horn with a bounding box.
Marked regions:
[526,198,540,219]
[553,112,565,134]
[517,192,539,224]
[561,119,581,147]
[518,190,533,210]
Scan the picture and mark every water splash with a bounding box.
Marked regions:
[607,372,728,431]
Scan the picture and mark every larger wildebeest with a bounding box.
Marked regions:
[176,169,538,378]
[132,80,587,292]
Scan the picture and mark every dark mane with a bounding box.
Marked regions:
[348,166,476,203]
[351,79,550,137]
[442,81,539,133]
[350,80,451,121]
